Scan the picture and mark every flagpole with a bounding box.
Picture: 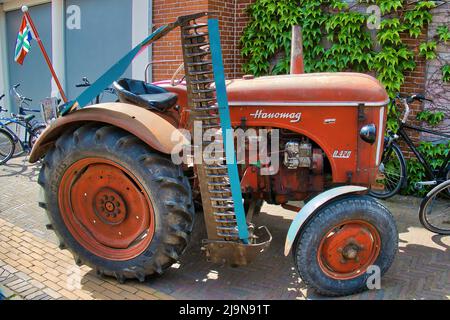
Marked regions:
[22,6,68,103]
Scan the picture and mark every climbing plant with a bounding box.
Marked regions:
[443,64,450,82]
[241,0,449,196]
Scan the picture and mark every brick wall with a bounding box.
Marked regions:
[232,0,255,78]
[152,0,208,81]
[151,3,446,159]
[152,0,255,81]
[424,3,450,139]
[397,27,428,158]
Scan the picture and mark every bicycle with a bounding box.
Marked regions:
[0,91,47,165]
[419,179,450,235]
[8,84,47,156]
[75,77,117,104]
[0,94,15,165]
[369,93,450,199]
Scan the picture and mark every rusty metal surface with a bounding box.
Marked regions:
[181,17,245,242]
[58,158,155,261]
[29,103,189,163]
[225,73,389,106]
[284,186,368,256]
[202,226,272,266]
[317,220,381,280]
[290,26,304,75]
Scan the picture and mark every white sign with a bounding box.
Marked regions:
[66,5,81,30]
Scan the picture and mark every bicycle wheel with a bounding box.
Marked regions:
[0,129,15,165]
[369,143,406,199]
[29,123,46,149]
[419,180,450,235]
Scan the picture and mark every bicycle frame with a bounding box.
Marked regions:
[395,121,450,183]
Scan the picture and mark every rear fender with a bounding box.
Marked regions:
[284,186,367,256]
[29,102,189,163]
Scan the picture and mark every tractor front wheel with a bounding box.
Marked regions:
[38,124,194,282]
[293,195,398,297]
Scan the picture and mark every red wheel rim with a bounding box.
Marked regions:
[317,220,381,280]
[59,158,155,261]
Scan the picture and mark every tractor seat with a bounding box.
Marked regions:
[113,78,178,112]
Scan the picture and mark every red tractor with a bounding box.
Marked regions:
[30,14,398,297]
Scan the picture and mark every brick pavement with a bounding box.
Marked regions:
[0,156,449,300]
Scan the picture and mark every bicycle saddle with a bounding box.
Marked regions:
[113,78,178,112]
[14,114,35,122]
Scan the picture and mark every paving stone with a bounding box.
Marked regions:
[0,156,449,300]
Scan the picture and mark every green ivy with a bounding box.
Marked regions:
[416,110,445,126]
[437,25,450,43]
[241,0,449,196]
[443,64,450,82]
[418,41,437,60]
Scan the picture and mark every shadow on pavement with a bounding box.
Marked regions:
[0,156,41,182]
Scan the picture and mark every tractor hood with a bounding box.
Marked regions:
[226,73,389,107]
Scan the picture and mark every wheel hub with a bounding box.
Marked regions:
[318,220,381,280]
[341,243,361,261]
[58,158,155,261]
[94,189,126,225]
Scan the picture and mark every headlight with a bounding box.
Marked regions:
[360,124,377,144]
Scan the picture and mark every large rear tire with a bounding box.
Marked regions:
[38,124,194,282]
[293,195,398,297]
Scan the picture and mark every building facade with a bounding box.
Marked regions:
[0,0,447,147]
[0,0,151,111]
[0,0,251,113]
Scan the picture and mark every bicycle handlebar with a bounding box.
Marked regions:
[76,77,91,88]
[0,94,4,101]
[11,84,33,103]
[20,106,40,113]
[75,77,116,94]
[396,93,434,124]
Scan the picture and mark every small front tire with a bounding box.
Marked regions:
[293,195,398,297]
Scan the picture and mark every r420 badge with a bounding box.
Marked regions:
[333,150,352,159]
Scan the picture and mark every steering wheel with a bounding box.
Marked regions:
[171,63,185,86]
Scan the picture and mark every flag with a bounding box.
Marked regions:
[14,16,33,65]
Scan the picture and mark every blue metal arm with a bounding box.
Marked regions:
[208,18,249,243]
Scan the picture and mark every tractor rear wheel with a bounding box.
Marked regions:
[293,195,397,297]
[38,124,194,282]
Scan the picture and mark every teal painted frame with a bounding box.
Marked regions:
[208,18,249,243]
